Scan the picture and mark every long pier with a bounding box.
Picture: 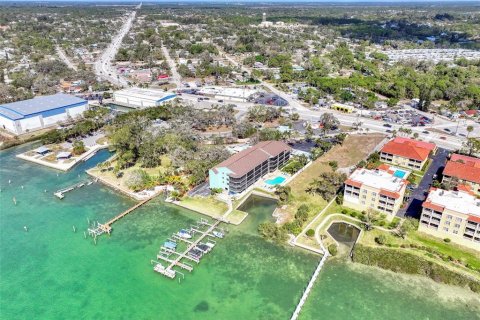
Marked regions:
[88,195,155,236]
[290,250,329,320]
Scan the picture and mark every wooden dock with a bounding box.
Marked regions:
[88,195,155,236]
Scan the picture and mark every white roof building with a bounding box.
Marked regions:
[113,88,176,109]
[425,188,480,217]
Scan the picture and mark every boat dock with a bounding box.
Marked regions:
[153,218,225,280]
[87,195,155,237]
[54,180,95,199]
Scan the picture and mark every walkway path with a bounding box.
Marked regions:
[290,242,329,320]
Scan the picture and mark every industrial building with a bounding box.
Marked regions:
[442,154,480,195]
[420,187,480,250]
[343,164,409,217]
[112,88,177,109]
[380,137,436,171]
[209,141,291,194]
[0,93,88,135]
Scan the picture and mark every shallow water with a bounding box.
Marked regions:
[1,144,478,319]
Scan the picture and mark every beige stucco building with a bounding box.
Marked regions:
[343,165,409,218]
[420,188,480,250]
[380,137,436,171]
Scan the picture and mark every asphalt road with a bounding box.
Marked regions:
[398,147,450,218]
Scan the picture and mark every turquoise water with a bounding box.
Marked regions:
[1,143,479,319]
[265,176,286,186]
[393,169,407,178]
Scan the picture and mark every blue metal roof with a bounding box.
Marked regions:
[0,93,87,120]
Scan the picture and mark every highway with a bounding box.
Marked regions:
[93,6,139,87]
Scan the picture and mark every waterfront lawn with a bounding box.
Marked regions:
[359,228,480,275]
[179,196,228,218]
[227,209,249,225]
[286,133,385,224]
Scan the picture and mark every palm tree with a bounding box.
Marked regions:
[467,125,474,138]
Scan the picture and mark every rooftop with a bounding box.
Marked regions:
[381,137,436,162]
[444,154,480,184]
[346,166,409,199]
[114,88,176,101]
[0,94,87,120]
[214,141,291,178]
[423,188,480,217]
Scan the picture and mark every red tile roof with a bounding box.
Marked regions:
[379,189,401,199]
[468,215,480,224]
[444,157,480,184]
[214,141,291,178]
[345,179,362,188]
[450,154,480,168]
[422,201,445,212]
[380,137,436,162]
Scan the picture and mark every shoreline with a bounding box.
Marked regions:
[17,144,108,172]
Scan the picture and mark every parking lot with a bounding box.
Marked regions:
[398,148,449,218]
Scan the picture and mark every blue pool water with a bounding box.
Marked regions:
[265,176,286,185]
[393,170,406,178]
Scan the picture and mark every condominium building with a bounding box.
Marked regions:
[343,164,409,217]
[380,137,436,171]
[420,188,480,250]
[442,154,480,195]
[209,141,291,194]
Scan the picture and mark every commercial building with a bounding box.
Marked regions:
[380,137,436,171]
[197,86,257,102]
[442,154,480,195]
[112,88,176,109]
[209,141,291,194]
[0,93,88,135]
[343,164,409,217]
[420,187,480,250]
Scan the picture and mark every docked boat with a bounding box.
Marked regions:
[164,241,177,250]
[177,229,192,239]
[212,230,224,239]
[205,241,216,249]
[153,263,176,279]
[188,248,203,259]
[196,243,211,253]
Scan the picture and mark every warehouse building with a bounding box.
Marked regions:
[112,88,176,109]
[209,141,291,194]
[0,93,88,135]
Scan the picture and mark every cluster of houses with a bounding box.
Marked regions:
[343,137,480,249]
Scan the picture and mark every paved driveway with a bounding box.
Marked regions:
[397,148,450,218]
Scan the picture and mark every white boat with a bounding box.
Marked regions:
[153,263,176,278]
[213,231,224,239]
[177,229,192,239]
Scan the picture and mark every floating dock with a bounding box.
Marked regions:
[54,180,94,199]
[153,218,225,280]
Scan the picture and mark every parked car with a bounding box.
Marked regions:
[440,136,447,140]
[383,123,392,128]
[422,130,429,134]
[444,128,451,132]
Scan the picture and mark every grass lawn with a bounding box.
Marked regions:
[180,196,228,218]
[227,209,249,225]
[359,228,480,276]
[286,133,385,224]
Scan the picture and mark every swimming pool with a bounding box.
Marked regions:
[265,176,286,185]
[393,170,407,178]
